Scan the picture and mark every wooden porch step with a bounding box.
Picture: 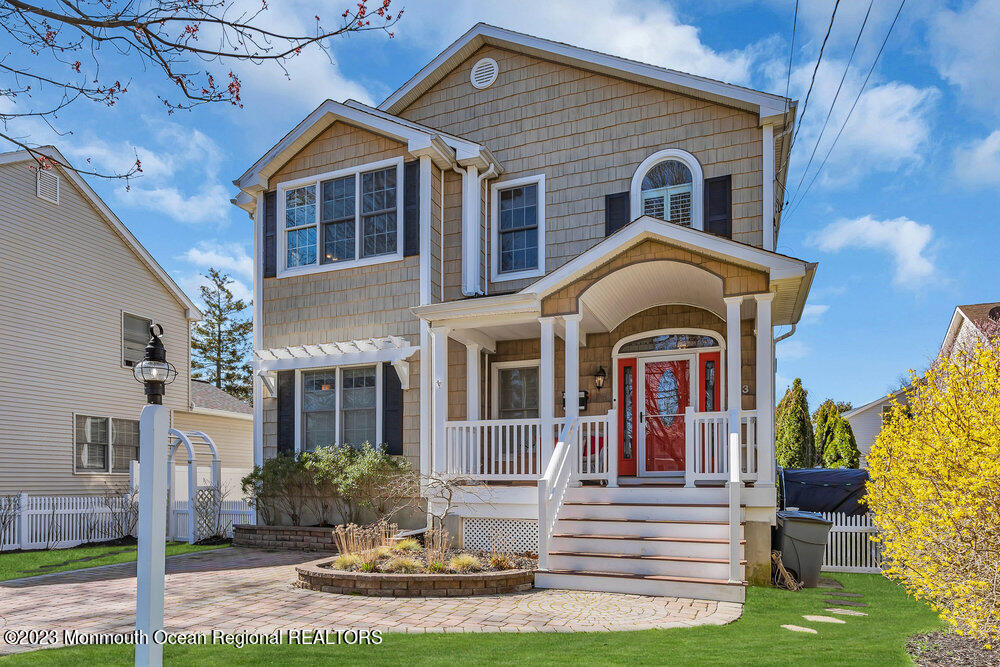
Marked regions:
[552,533,746,545]
[548,550,747,566]
[557,517,739,525]
[543,569,747,587]
[563,501,729,508]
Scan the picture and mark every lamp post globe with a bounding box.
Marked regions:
[132,324,177,405]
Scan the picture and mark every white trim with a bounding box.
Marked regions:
[761,124,775,251]
[378,24,789,118]
[630,149,703,232]
[0,148,201,318]
[490,173,546,283]
[470,57,500,89]
[71,412,139,475]
[276,156,405,278]
[185,407,253,422]
[252,190,264,479]
[294,362,383,453]
[611,328,726,357]
[121,310,153,369]
[637,353,697,477]
[490,359,541,419]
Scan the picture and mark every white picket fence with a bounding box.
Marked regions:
[0,493,252,552]
[821,512,882,573]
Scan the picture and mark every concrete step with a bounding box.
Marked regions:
[554,517,737,540]
[560,501,731,523]
[535,570,746,603]
[549,533,744,559]
[548,550,743,580]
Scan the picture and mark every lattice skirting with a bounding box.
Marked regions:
[462,518,539,554]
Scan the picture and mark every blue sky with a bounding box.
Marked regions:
[4,0,999,411]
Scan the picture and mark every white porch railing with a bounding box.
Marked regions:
[685,408,759,486]
[555,411,616,481]
[443,419,544,480]
[537,418,579,570]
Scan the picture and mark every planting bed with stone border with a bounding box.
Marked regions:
[296,557,535,597]
[233,525,337,552]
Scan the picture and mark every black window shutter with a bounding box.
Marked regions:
[382,363,404,455]
[403,160,419,257]
[703,175,732,238]
[276,370,295,455]
[263,190,277,278]
[605,191,631,236]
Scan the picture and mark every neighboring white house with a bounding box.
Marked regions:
[846,300,1000,467]
[0,147,252,495]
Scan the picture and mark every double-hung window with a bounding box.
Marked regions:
[491,174,545,281]
[122,313,152,367]
[281,158,403,275]
[492,362,540,420]
[74,414,139,473]
[300,366,379,452]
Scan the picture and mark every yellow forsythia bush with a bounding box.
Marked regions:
[866,342,1000,644]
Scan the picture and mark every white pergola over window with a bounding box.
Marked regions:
[254,336,415,389]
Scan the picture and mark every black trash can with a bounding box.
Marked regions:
[774,510,833,587]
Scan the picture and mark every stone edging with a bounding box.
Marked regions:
[296,557,535,597]
[233,524,336,552]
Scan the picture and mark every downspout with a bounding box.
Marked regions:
[477,164,498,297]
[774,323,796,344]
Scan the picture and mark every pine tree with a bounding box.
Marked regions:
[191,268,253,403]
[812,398,860,468]
[775,378,814,468]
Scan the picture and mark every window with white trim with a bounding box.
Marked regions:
[640,160,692,226]
[493,362,540,420]
[123,313,151,367]
[491,174,545,282]
[280,158,403,274]
[300,365,379,451]
[74,414,139,473]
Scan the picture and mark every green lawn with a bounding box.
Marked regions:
[0,542,227,582]
[1,573,942,665]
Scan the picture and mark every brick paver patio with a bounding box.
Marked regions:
[0,547,742,654]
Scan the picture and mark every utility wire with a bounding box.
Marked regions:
[774,0,799,205]
[785,0,907,218]
[787,0,873,205]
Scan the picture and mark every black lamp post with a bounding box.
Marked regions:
[132,324,177,404]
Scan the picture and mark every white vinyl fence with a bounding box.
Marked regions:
[0,492,252,552]
[821,512,882,574]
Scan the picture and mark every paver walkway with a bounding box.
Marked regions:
[0,547,742,654]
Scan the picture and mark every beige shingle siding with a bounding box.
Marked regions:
[259,121,423,467]
[399,46,765,295]
[0,161,191,495]
[430,163,443,302]
[442,170,463,300]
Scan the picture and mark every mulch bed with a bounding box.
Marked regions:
[908,631,998,666]
[323,548,535,575]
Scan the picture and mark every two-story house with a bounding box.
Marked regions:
[234,24,817,602]
[0,147,253,497]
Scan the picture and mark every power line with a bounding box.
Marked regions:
[785,0,907,218]
[774,0,799,204]
[787,0,874,205]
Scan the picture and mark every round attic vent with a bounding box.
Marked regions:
[470,58,499,89]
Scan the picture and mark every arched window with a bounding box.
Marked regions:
[630,149,704,230]
[618,333,719,354]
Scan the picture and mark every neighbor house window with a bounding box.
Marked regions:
[494,363,540,420]
[123,313,152,367]
[75,415,139,473]
[640,160,692,225]
[300,366,379,451]
[281,159,403,274]
[491,175,545,281]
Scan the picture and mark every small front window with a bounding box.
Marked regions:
[341,367,377,446]
[123,313,152,367]
[321,175,355,264]
[640,160,692,226]
[498,183,539,273]
[285,185,317,267]
[497,366,540,419]
[302,370,337,452]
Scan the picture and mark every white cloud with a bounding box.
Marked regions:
[954,130,1000,188]
[181,241,253,280]
[929,0,1000,116]
[126,183,231,225]
[811,215,936,286]
[399,0,765,85]
[800,304,829,324]
[776,340,809,362]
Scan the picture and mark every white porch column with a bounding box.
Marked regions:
[723,295,743,482]
[754,292,776,487]
[539,317,556,467]
[563,314,582,427]
[430,326,450,475]
[465,342,482,421]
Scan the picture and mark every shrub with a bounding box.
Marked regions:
[393,537,421,553]
[357,560,378,573]
[241,453,313,525]
[448,554,482,573]
[382,557,422,573]
[867,341,1000,645]
[489,554,515,570]
[426,561,447,573]
[332,553,361,570]
[813,399,860,468]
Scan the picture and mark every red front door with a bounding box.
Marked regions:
[642,359,691,472]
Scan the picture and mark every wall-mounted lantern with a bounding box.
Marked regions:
[594,366,607,391]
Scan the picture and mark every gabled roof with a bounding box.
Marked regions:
[380,23,792,120]
[940,301,1000,356]
[190,380,252,416]
[0,147,201,319]
[844,387,909,420]
[233,99,500,193]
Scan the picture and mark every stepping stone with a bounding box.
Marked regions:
[825,608,868,617]
[827,592,863,598]
[817,577,843,589]
[781,624,818,634]
[824,599,867,607]
[803,615,846,624]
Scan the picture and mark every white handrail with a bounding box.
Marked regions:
[537,417,579,570]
